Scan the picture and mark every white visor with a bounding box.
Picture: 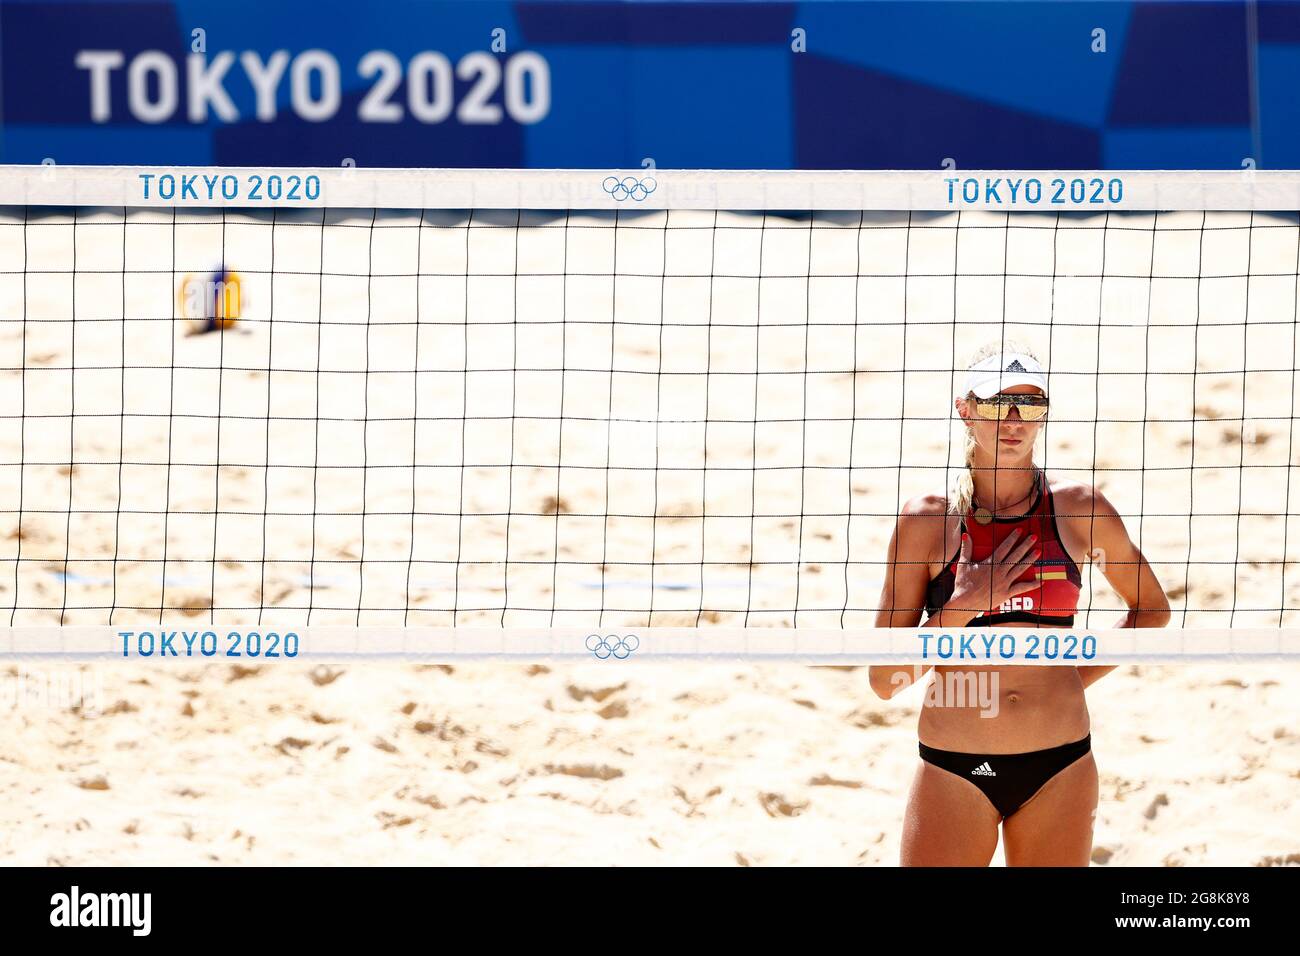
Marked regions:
[963,352,1049,399]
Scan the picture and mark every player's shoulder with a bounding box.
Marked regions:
[1045,473,1118,517]
[894,491,951,560]
[900,490,951,519]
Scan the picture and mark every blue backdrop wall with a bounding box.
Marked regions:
[1,0,1297,169]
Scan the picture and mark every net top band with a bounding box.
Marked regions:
[2,166,1300,210]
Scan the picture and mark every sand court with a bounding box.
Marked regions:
[0,206,1296,865]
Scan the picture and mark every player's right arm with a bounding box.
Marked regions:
[869,495,943,699]
[868,495,1040,700]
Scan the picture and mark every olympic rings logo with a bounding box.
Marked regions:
[586,633,640,660]
[602,176,657,202]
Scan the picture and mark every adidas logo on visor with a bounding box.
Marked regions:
[1005,359,1028,373]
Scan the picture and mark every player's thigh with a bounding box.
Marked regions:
[1001,751,1099,867]
[900,761,1001,867]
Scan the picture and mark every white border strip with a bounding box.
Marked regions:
[1,166,1299,210]
[1,627,1297,663]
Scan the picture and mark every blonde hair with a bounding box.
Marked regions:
[949,339,1042,515]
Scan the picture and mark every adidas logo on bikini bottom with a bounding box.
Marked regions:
[971,762,997,776]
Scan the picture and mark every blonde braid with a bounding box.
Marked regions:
[949,420,978,515]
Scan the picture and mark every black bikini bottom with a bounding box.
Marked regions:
[918,734,1092,818]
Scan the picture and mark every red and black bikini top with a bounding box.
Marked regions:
[923,471,1082,627]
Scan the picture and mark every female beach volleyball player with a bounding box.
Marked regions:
[869,342,1171,866]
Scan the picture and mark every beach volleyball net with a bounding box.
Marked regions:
[0,166,1298,661]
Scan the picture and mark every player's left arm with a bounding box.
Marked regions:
[1068,483,1172,688]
